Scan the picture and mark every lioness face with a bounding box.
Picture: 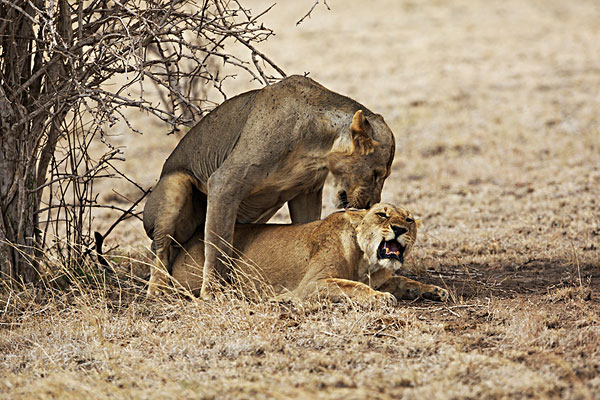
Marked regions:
[327,115,395,209]
[356,203,418,274]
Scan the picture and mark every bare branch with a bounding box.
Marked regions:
[296,0,330,26]
[0,0,285,278]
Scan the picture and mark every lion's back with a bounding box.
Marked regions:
[160,75,376,185]
[159,89,259,183]
[232,222,318,289]
[172,218,322,295]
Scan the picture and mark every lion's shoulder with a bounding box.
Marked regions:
[276,75,326,90]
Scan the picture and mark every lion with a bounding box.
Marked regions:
[143,75,396,298]
[170,203,449,304]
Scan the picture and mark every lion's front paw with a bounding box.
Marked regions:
[147,284,169,298]
[200,286,215,301]
[147,273,172,298]
[375,291,398,307]
[421,285,449,302]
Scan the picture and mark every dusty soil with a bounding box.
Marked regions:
[1,0,599,398]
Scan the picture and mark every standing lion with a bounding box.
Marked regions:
[143,75,396,298]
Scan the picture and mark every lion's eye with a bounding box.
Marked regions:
[406,217,414,224]
[376,212,387,218]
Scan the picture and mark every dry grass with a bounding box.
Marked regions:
[2,0,600,398]
[1,270,598,399]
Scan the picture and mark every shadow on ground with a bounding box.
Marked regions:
[415,258,599,301]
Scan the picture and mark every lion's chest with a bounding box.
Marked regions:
[339,234,370,281]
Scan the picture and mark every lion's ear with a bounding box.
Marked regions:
[350,110,377,155]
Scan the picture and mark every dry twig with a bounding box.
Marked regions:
[296,0,331,26]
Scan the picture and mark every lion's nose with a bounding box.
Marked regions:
[392,225,407,237]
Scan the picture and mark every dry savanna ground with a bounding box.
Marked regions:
[2,0,600,398]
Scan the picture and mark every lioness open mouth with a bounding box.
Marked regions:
[377,240,405,263]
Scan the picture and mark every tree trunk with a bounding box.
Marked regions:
[0,1,45,282]
[0,130,39,282]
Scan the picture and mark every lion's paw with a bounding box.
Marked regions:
[147,276,173,298]
[147,285,169,298]
[375,291,398,307]
[421,285,449,302]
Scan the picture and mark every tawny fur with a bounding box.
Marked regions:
[143,76,396,297]
[171,203,449,304]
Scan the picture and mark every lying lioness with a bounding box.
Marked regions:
[171,203,449,304]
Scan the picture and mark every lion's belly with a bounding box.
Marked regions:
[237,167,329,224]
[236,187,313,224]
[237,195,286,224]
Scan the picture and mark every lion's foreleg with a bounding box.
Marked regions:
[377,276,449,302]
[361,268,393,289]
[313,278,397,306]
[201,181,244,299]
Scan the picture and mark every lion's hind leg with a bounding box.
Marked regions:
[144,171,205,296]
[377,276,449,302]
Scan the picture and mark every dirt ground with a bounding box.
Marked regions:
[1,0,600,398]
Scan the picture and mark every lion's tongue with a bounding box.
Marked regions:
[384,241,399,254]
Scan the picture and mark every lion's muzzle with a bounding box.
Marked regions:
[377,239,406,263]
[377,224,411,263]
